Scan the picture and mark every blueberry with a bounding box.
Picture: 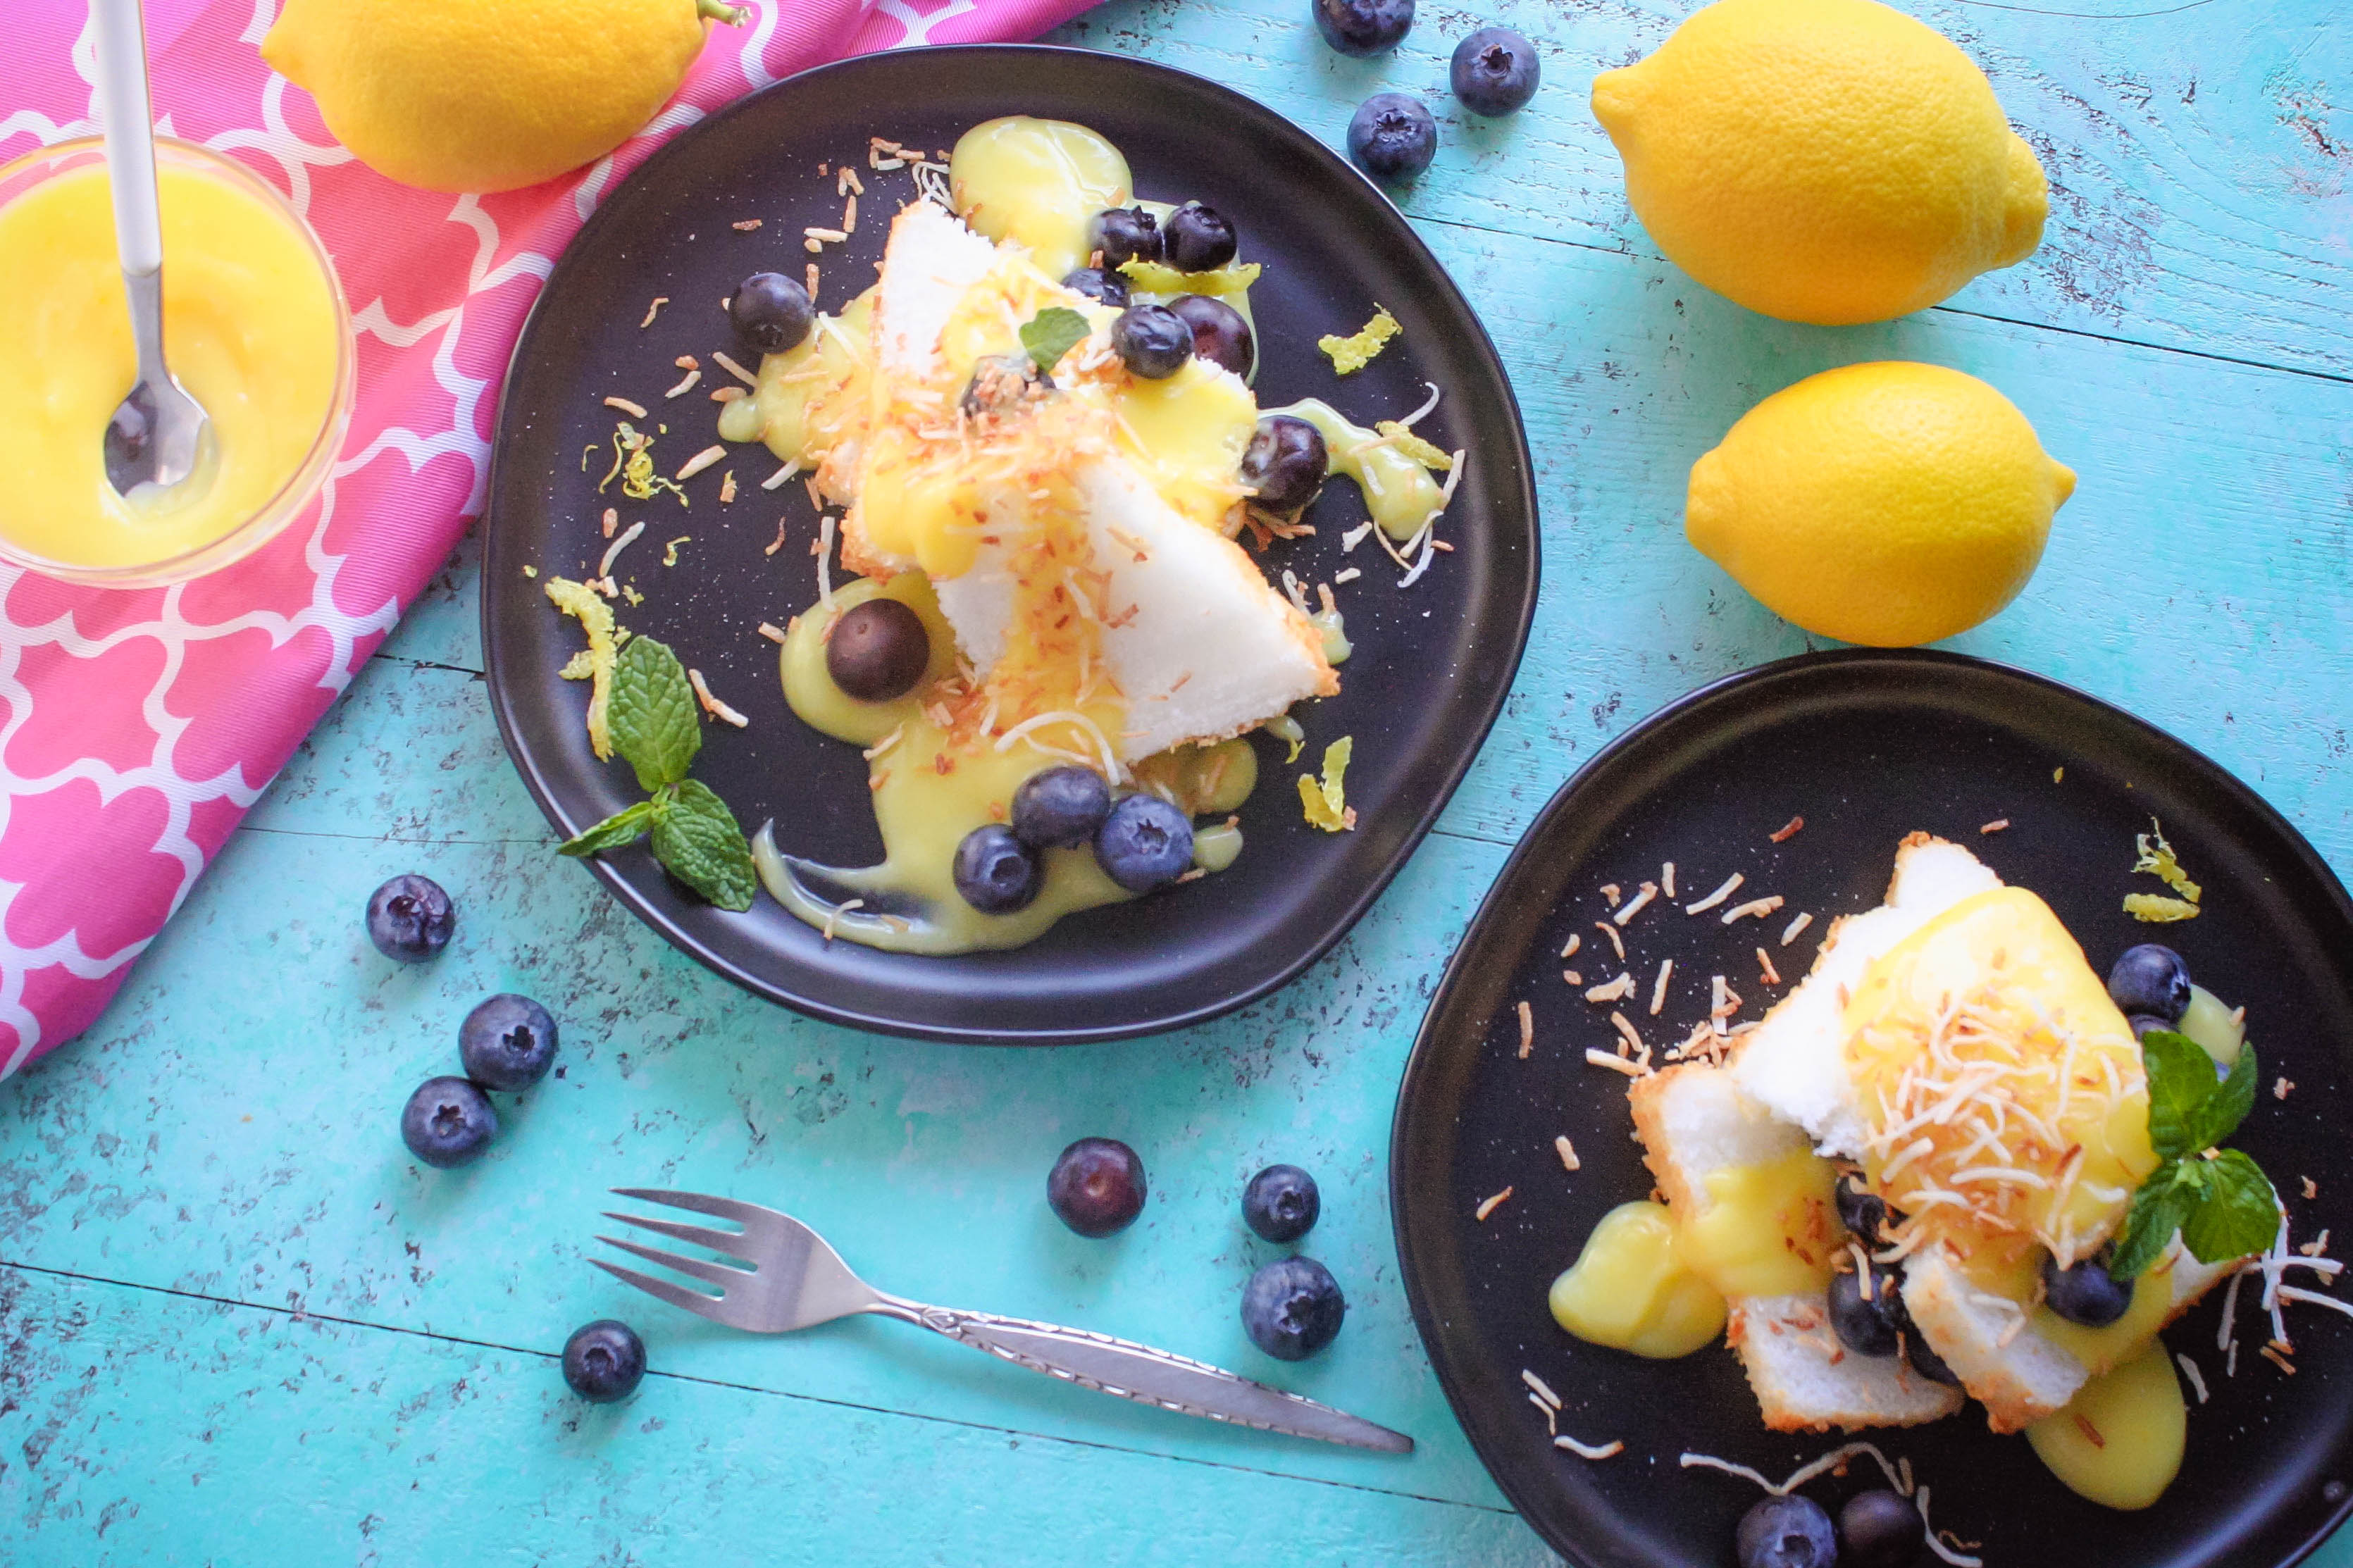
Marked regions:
[1906,1327,1959,1386]
[1243,1164,1322,1243]
[1162,201,1238,273]
[2108,943,2191,1023]
[366,873,454,962]
[953,824,1040,914]
[459,993,559,1091]
[1012,765,1112,850]
[1737,1494,1838,1568]
[1450,26,1540,116]
[1094,793,1194,892]
[1088,206,1161,268]
[1839,1489,1925,1568]
[1167,294,1253,378]
[1347,92,1438,185]
[730,272,814,355]
[1834,1170,1889,1245]
[1062,266,1130,307]
[960,352,1050,420]
[1827,1265,1904,1357]
[1241,1256,1346,1359]
[2044,1248,2134,1326]
[1239,416,1329,512]
[826,597,931,702]
[562,1319,647,1403]
[1048,1137,1148,1237]
[1313,0,1413,56]
[1111,304,1193,380]
[2125,1012,2174,1040]
[400,1076,497,1168]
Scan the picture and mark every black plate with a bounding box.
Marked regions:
[1392,650,2353,1568]
[479,46,1536,1043]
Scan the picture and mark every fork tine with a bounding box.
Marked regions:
[597,1234,758,1290]
[610,1188,770,1224]
[601,1210,752,1259]
[590,1257,728,1321]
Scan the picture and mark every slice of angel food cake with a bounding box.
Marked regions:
[1547,833,2308,1517]
[697,116,1462,953]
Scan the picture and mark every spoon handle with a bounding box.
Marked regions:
[89,0,163,278]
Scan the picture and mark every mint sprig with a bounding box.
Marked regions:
[1020,306,1091,374]
[2109,1029,2277,1280]
[557,635,757,912]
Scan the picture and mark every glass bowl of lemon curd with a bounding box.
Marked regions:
[0,137,353,587]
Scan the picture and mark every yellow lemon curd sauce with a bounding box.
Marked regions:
[2025,1345,2186,1510]
[733,116,1300,954]
[0,151,342,572]
[1549,1148,1838,1356]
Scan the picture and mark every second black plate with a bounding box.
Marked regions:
[1393,650,2353,1568]
[479,46,1537,1043]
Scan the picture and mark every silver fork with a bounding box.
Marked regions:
[595,1188,1413,1453]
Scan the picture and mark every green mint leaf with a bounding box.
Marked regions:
[609,634,701,792]
[1020,307,1091,374]
[2183,1148,2280,1263]
[2109,1166,2199,1281]
[648,778,757,911]
[557,798,660,857]
[2190,1040,2259,1153]
[2140,1028,2219,1162]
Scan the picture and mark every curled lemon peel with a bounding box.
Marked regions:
[1297,735,1356,833]
[1375,420,1453,468]
[1319,307,1400,375]
[546,576,625,759]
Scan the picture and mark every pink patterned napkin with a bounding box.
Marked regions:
[0,0,1095,1078]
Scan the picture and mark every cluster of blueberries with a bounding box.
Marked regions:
[1312,0,1543,183]
[367,873,648,1404]
[1048,1140,1349,1362]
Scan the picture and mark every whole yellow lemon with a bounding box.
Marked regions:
[1591,0,2047,325]
[263,0,744,194]
[1685,362,2075,647]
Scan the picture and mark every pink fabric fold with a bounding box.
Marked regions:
[0,0,1095,1076]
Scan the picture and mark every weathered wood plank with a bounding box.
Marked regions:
[0,1266,1551,1566]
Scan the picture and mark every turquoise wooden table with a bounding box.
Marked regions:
[3,0,2347,1562]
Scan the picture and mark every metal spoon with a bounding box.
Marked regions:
[91,0,209,504]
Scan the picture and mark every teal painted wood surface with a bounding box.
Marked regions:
[3,0,2348,1562]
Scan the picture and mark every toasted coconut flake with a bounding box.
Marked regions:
[821,898,865,942]
[816,514,836,609]
[688,668,750,728]
[763,461,802,492]
[1980,818,2011,835]
[1661,861,1677,899]
[1584,972,1634,1004]
[1562,970,1582,987]
[603,395,649,418]
[1522,1368,1563,1409]
[1770,816,1805,842]
[601,507,619,539]
[1398,380,1442,427]
[665,366,702,398]
[2302,1231,2332,1257]
[1722,895,1787,924]
[1586,1049,1648,1078]
[1474,1187,1514,1221]
[676,444,727,482]
[1614,881,1658,926]
[1610,1011,1644,1057]
[2277,1077,2296,1100]
[1556,1135,1580,1171]
[1517,1000,1535,1059]
[1649,959,1673,1017]
[1556,1435,1625,1461]
[711,351,760,387]
[597,519,647,580]
[733,218,763,231]
[719,470,738,504]
[758,622,788,644]
[2178,1354,2209,1403]
[2261,1345,2297,1374]
[1685,872,1744,914]
[1601,884,1623,907]
[1560,932,1582,959]
[1781,911,1814,946]
[1594,921,1625,960]
[640,297,669,328]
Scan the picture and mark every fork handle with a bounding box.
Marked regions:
[876,1298,1413,1453]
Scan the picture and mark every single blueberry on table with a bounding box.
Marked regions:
[1048,1137,1148,1237]
[1839,1488,1925,1568]
[2044,1248,2135,1326]
[366,873,453,962]
[2108,942,2191,1023]
[1011,765,1112,850]
[459,993,559,1091]
[563,1319,647,1403]
[1241,1255,1346,1359]
[1242,1164,1322,1243]
[400,1076,497,1168]
[1162,201,1238,273]
[1087,206,1161,268]
[1347,93,1438,185]
[1111,304,1193,380]
[1313,0,1413,56]
[731,271,814,354]
[1093,793,1194,892]
[1061,266,1129,307]
[1450,26,1540,116]
[1167,294,1254,379]
[1737,1494,1838,1568]
[1239,416,1329,512]
[953,824,1040,914]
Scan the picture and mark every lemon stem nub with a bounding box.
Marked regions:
[697,0,749,23]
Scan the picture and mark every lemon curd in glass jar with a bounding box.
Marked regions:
[0,138,352,585]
